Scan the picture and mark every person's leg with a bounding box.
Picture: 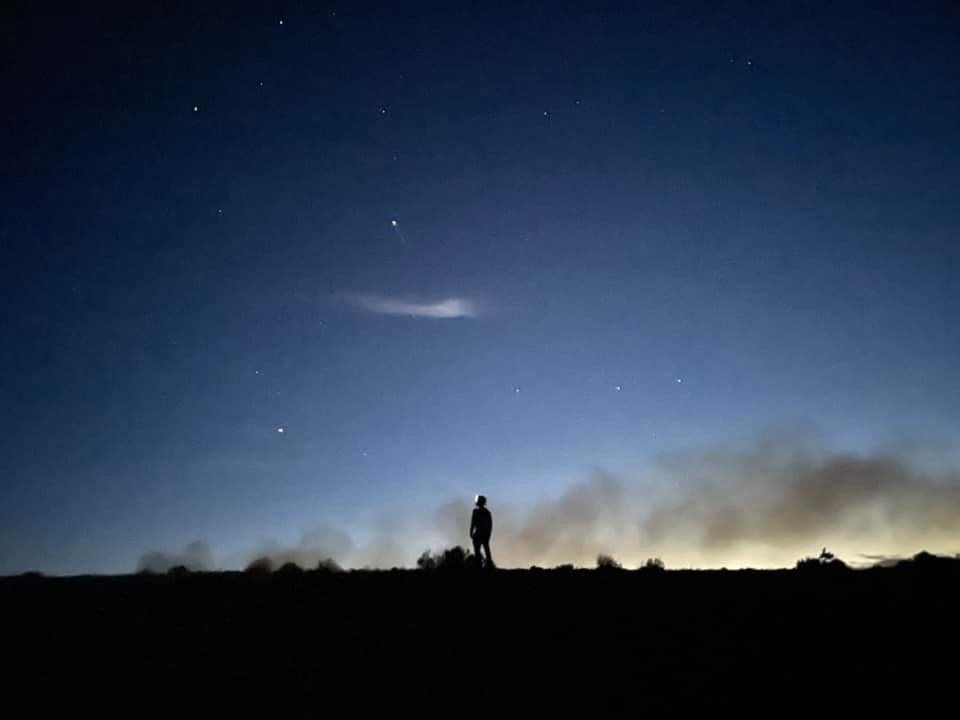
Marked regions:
[472,537,483,568]
[482,540,494,568]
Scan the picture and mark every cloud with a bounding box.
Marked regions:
[351,294,479,319]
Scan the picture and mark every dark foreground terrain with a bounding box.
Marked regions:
[3,556,958,715]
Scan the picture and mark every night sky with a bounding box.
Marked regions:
[3,2,960,574]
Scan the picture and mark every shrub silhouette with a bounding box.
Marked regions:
[316,558,342,573]
[796,547,849,572]
[276,561,304,575]
[554,563,575,572]
[596,554,622,570]
[167,564,191,576]
[245,557,274,574]
[894,551,960,571]
[136,547,210,574]
[639,557,666,572]
[443,546,473,569]
[416,550,436,570]
[912,551,942,567]
[416,546,473,571]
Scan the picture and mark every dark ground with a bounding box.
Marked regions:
[3,559,958,716]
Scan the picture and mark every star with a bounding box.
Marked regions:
[615,385,622,391]
[276,427,285,433]
[676,377,683,384]
[279,18,284,25]
[254,370,260,375]
[514,387,521,393]
[192,105,199,112]
[217,208,222,214]
[391,219,398,227]
[543,110,549,117]
[380,107,388,115]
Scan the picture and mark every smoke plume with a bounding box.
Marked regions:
[138,435,960,571]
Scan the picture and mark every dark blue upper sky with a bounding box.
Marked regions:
[2,2,959,573]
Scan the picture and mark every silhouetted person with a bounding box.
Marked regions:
[470,495,494,569]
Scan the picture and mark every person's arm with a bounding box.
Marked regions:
[469,509,477,538]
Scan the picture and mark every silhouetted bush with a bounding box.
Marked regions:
[639,557,666,572]
[316,558,342,573]
[554,563,575,572]
[894,551,960,571]
[796,547,849,572]
[167,565,191,576]
[912,551,941,567]
[136,545,211,574]
[444,546,474,569]
[276,561,304,575]
[416,546,473,571]
[245,557,274,574]
[596,554,622,570]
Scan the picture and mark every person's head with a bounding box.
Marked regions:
[475,495,487,508]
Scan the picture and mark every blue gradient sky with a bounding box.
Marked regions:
[2,2,959,573]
